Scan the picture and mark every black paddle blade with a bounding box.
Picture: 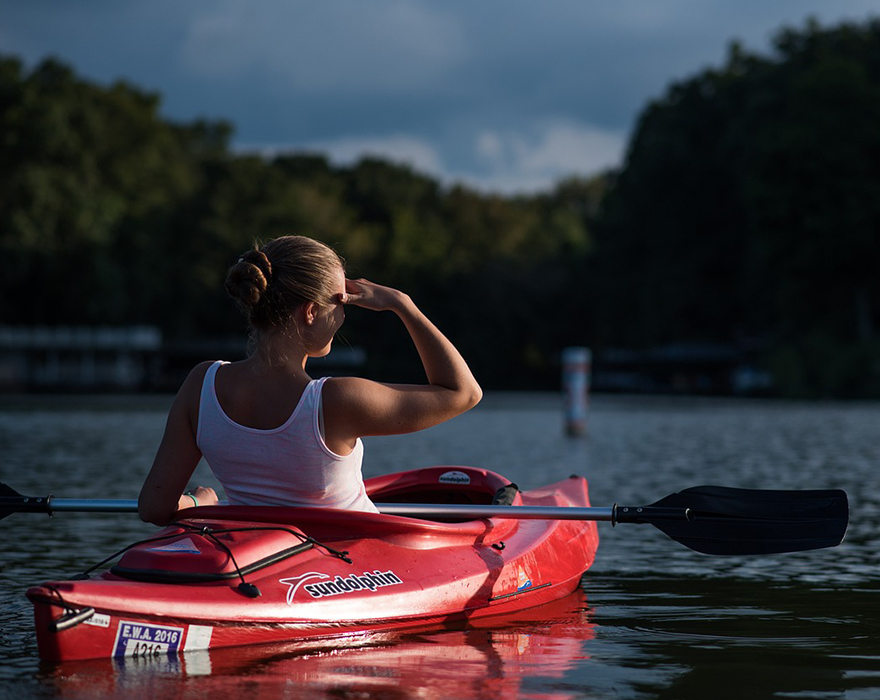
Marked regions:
[642,485,849,555]
[0,481,22,520]
[0,482,52,520]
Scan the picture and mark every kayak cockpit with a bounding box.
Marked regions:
[365,465,521,508]
[163,467,523,548]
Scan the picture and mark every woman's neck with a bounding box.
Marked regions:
[246,344,308,377]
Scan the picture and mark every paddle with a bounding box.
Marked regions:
[0,482,848,556]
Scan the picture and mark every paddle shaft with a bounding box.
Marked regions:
[11,496,632,522]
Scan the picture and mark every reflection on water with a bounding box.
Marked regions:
[1,393,880,699]
[35,590,594,700]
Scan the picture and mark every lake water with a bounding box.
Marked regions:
[0,392,878,699]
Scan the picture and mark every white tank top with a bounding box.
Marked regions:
[196,361,377,512]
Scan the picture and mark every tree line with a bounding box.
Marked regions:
[2,17,879,396]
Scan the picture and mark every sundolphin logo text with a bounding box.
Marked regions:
[280,570,403,604]
[305,570,403,599]
[280,570,403,602]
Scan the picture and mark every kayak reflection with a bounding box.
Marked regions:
[40,588,595,700]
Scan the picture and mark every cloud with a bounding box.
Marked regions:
[468,120,627,193]
[240,119,625,194]
[239,134,445,178]
[240,119,625,195]
[180,0,468,92]
[511,121,626,174]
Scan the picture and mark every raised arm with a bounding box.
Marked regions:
[322,279,482,451]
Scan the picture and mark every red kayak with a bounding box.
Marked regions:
[27,466,599,662]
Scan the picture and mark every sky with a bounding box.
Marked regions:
[1,1,878,194]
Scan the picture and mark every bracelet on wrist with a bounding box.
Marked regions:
[184,492,198,508]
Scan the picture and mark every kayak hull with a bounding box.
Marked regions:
[27,466,599,662]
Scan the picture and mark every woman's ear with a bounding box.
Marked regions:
[302,301,318,326]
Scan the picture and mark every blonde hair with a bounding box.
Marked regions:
[225,236,343,334]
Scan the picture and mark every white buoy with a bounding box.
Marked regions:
[562,347,591,436]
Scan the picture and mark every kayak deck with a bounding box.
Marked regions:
[27,466,599,661]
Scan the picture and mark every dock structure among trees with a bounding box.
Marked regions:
[0,326,366,392]
[0,326,161,391]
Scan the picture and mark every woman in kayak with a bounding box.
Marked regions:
[138,235,482,525]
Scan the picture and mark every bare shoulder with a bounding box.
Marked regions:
[321,376,396,430]
[321,375,376,407]
[188,360,217,381]
[169,361,217,428]
[178,361,215,398]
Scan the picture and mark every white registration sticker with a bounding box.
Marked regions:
[183,624,213,651]
[84,612,111,628]
[113,620,184,658]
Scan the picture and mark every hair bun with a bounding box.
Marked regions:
[226,236,343,334]
[226,249,273,308]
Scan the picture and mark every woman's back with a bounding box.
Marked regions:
[197,361,377,512]
[211,361,312,432]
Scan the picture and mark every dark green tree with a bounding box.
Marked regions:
[594,18,880,396]
[0,55,225,328]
